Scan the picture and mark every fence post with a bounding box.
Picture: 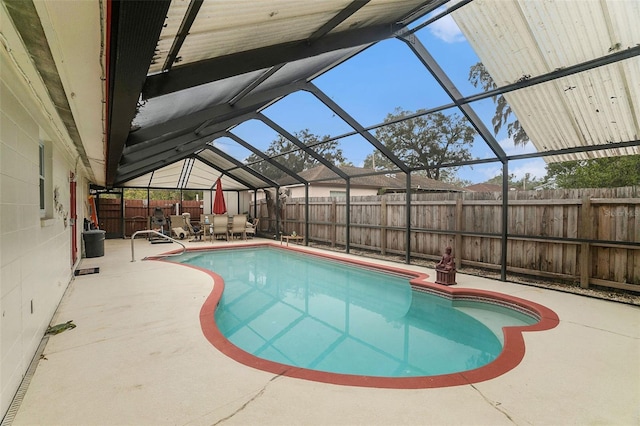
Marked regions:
[580,196,592,288]
[455,198,463,266]
[381,198,387,255]
[295,200,300,235]
[331,200,337,247]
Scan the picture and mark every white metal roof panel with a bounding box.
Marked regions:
[151,0,428,74]
[123,158,253,190]
[155,0,353,70]
[452,0,640,161]
[330,0,428,33]
[197,148,267,188]
[148,0,188,74]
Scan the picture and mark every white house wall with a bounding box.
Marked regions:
[0,35,88,417]
[288,185,377,199]
[202,190,251,215]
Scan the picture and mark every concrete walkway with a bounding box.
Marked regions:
[10,238,640,425]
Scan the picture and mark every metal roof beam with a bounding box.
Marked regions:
[228,65,285,106]
[117,133,213,182]
[200,145,278,188]
[257,114,351,181]
[127,80,307,146]
[192,155,255,190]
[142,23,404,99]
[114,150,196,187]
[507,139,640,161]
[398,32,507,162]
[223,132,308,185]
[305,83,410,174]
[307,0,370,43]
[121,113,254,164]
[162,0,203,72]
[397,0,451,25]
[124,108,261,156]
[177,158,195,189]
[461,45,640,105]
[106,0,171,186]
[405,0,474,35]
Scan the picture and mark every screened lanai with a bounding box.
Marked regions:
[103,0,639,186]
[103,0,639,285]
[7,0,638,285]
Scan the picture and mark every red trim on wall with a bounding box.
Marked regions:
[104,0,111,157]
[155,243,559,389]
[70,173,77,265]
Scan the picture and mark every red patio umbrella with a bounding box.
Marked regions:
[213,178,227,214]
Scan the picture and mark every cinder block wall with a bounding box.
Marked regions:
[0,50,86,417]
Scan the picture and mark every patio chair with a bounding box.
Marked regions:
[211,215,228,241]
[229,214,247,240]
[170,214,188,239]
[246,218,259,238]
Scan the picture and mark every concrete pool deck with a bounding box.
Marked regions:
[9,238,640,425]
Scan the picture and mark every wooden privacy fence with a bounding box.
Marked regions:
[97,198,203,237]
[255,186,640,293]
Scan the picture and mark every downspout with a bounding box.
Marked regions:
[406,172,411,264]
[253,190,257,224]
[305,183,309,246]
[345,178,351,254]
[501,162,508,281]
[275,186,280,237]
[120,190,125,238]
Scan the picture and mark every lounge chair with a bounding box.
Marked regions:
[211,215,228,241]
[182,212,203,241]
[229,214,247,240]
[246,218,259,238]
[170,214,188,239]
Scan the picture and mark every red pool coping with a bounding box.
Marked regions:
[152,242,559,389]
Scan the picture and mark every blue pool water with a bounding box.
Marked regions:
[176,247,536,378]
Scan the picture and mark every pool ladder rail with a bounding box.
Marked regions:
[130,230,186,262]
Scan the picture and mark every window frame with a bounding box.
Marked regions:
[39,141,45,217]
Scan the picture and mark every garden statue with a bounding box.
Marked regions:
[435,246,456,285]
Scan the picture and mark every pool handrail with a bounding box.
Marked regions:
[130,230,186,262]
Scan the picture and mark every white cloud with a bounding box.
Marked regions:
[478,164,503,181]
[462,160,546,185]
[428,13,465,43]
[509,159,547,180]
[495,137,547,179]
[497,137,538,156]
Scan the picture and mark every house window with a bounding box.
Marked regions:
[39,141,45,215]
[39,139,53,221]
[329,191,346,198]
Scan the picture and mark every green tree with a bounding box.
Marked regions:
[486,172,542,190]
[123,189,202,200]
[469,62,529,147]
[364,108,475,181]
[245,129,348,180]
[441,175,472,188]
[543,155,640,188]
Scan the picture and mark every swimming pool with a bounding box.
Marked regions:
[165,244,559,388]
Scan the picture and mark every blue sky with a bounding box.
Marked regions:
[223,10,547,185]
